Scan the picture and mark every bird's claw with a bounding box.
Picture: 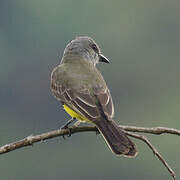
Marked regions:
[61,126,72,139]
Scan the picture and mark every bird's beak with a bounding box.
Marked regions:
[99,54,110,63]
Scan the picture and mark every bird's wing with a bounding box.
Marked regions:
[51,70,114,122]
[93,86,114,120]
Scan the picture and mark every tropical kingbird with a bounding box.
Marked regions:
[51,36,137,157]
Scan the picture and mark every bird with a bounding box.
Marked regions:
[51,36,137,157]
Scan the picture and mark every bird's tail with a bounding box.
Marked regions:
[95,119,137,157]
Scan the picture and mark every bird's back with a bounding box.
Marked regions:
[52,58,107,92]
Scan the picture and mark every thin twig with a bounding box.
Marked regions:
[0,125,179,179]
[0,126,97,155]
[120,125,180,136]
[125,131,176,180]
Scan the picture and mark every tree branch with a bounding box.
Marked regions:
[120,125,180,135]
[0,125,179,179]
[125,131,176,180]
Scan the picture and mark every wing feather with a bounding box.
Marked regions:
[51,66,114,122]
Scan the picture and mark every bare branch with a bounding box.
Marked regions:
[0,126,97,155]
[0,125,179,179]
[125,131,176,180]
[120,125,180,136]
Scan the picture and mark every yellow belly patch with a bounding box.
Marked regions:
[63,104,91,123]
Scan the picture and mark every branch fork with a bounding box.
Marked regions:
[0,125,179,179]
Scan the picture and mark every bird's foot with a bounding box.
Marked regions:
[61,118,76,139]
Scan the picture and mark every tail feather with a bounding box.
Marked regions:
[95,119,137,157]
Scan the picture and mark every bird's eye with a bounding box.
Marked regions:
[91,44,98,53]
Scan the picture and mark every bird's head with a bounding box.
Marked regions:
[63,36,109,65]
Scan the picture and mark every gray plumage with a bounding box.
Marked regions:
[51,36,137,157]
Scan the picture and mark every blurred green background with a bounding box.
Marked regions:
[0,0,180,179]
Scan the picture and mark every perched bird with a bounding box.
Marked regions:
[51,36,137,157]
